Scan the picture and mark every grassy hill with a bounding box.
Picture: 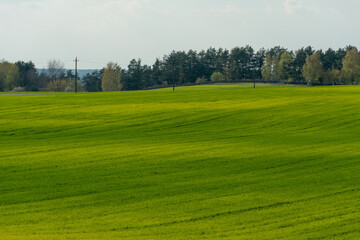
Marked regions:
[1,84,360,239]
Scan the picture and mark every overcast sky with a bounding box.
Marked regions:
[1,0,359,69]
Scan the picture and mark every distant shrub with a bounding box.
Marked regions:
[11,87,25,92]
[46,79,84,92]
[65,86,74,92]
[196,77,207,84]
[283,78,294,84]
[210,72,225,82]
[46,79,68,91]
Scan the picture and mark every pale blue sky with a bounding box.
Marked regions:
[1,0,359,69]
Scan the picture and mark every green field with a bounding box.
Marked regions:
[1,85,360,239]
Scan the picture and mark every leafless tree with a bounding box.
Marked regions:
[47,59,65,81]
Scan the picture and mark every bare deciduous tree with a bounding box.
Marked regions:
[47,59,65,81]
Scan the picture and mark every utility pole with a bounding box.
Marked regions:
[172,62,175,91]
[307,56,311,86]
[253,69,256,88]
[74,57,79,93]
[252,59,256,88]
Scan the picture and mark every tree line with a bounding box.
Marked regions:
[1,45,359,92]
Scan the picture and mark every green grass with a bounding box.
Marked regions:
[1,84,360,239]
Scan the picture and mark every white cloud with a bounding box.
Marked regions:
[212,4,243,14]
[283,0,303,14]
[99,0,146,18]
[85,0,146,31]
[266,3,273,13]
[330,6,339,15]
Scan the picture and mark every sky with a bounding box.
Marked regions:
[1,0,359,69]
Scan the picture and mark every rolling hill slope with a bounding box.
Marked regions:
[1,84,360,239]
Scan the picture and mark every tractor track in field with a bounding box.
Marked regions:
[118,188,360,230]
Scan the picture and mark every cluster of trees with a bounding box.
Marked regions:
[96,45,360,92]
[1,45,359,92]
[262,46,360,85]
[0,61,21,91]
[0,60,82,92]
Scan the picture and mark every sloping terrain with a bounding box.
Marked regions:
[1,85,360,239]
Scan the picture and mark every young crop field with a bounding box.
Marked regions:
[1,84,360,239]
